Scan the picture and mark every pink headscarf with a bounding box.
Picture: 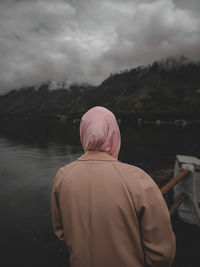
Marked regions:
[80,106,121,159]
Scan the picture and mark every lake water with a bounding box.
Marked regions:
[0,119,200,267]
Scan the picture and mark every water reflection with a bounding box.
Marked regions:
[0,119,83,267]
[0,118,81,148]
[1,118,200,170]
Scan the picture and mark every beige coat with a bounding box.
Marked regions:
[52,151,176,267]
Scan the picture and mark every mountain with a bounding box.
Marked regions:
[91,58,200,120]
[0,82,94,119]
[0,57,200,120]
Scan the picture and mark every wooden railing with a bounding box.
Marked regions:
[160,169,190,216]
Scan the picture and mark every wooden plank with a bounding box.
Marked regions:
[161,169,190,195]
[169,193,187,216]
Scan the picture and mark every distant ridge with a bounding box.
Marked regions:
[0,57,200,120]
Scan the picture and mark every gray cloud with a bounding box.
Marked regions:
[0,0,200,93]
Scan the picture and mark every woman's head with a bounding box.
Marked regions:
[80,106,121,159]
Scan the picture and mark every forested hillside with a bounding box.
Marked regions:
[0,58,200,120]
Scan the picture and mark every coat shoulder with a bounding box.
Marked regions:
[113,161,149,179]
[52,160,78,191]
[112,161,159,192]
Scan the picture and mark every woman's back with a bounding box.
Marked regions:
[52,151,175,267]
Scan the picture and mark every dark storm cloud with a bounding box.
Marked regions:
[0,0,200,93]
[174,0,200,15]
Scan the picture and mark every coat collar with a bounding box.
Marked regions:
[78,151,118,161]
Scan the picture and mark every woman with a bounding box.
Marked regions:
[52,106,176,267]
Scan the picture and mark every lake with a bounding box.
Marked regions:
[0,118,200,267]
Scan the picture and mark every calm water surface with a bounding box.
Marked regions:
[0,119,200,267]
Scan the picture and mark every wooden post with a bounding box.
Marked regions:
[161,169,190,195]
[169,193,187,216]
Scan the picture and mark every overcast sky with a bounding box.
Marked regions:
[0,0,200,93]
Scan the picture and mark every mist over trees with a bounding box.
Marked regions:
[0,57,200,121]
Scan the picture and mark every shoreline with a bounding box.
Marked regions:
[0,115,200,126]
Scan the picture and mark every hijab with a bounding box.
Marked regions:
[80,106,121,159]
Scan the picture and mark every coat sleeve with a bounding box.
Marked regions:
[129,170,176,267]
[51,168,65,241]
